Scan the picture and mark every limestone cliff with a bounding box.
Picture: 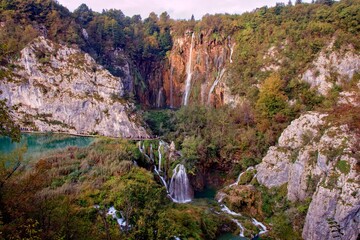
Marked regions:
[139,31,235,108]
[256,110,359,240]
[0,37,148,138]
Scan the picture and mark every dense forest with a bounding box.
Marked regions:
[0,0,359,239]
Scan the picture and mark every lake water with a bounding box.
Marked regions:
[0,133,94,160]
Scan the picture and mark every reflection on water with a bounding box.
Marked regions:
[0,133,94,160]
[217,233,248,240]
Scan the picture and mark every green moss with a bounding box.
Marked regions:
[336,160,351,174]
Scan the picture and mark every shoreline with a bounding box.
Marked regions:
[20,130,159,141]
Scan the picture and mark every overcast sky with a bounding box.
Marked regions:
[57,0,311,20]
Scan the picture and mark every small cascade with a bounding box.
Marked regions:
[228,166,255,188]
[107,206,127,229]
[207,68,226,105]
[229,43,235,64]
[150,144,154,162]
[216,165,268,238]
[154,165,169,191]
[252,218,268,235]
[217,195,245,237]
[169,164,193,203]
[158,141,164,172]
[183,33,195,106]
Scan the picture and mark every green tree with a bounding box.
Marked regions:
[256,74,288,118]
[0,97,20,142]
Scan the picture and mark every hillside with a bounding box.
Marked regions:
[0,0,359,239]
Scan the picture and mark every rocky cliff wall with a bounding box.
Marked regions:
[0,37,148,138]
[139,31,235,108]
[256,109,359,240]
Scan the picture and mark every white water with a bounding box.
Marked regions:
[232,219,245,237]
[229,43,235,64]
[207,68,226,105]
[217,166,268,238]
[228,166,255,188]
[169,164,193,203]
[217,196,245,237]
[170,65,174,108]
[252,218,268,235]
[221,204,241,216]
[183,33,195,106]
[157,88,163,108]
[107,206,127,229]
[154,166,169,191]
[158,141,164,172]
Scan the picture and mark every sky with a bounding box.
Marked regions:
[57,0,311,20]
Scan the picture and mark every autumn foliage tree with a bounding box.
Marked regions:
[256,73,288,119]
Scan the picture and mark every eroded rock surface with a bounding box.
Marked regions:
[256,111,359,240]
[0,37,148,138]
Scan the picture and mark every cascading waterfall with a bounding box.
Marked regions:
[207,68,226,105]
[252,218,268,235]
[229,166,255,188]
[170,65,174,108]
[217,166,267,237]
[158,141,163,172]
[217,194,245,237]
[156,88,163,108]
[169,164,193,203]
[229,43,235,64]
[183,33,195,106]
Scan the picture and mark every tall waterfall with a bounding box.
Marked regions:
[169,164,193,203]
[207,68,226,105]
[229,43,235,64]
[183,33,195,106]
[170,65,174,108]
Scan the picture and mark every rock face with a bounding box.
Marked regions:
[256,111,359,240]
[139,32,235,108]
[302,43,360,95]
[0,37,148,138]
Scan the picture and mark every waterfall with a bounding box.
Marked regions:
[183,33,195,106]
[252,218,268,235]
[158,141,163,172]
[156,88,163,108]
[216,165,267,238]
[217,194,245,237]
[107,206,127,230]
[169,164,193,203]
[154,166,169,192]
[229,166,255,188]
[207,68,226,105]
[229,43,235,64]
[170,65,174,108]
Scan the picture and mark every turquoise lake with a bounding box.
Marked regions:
[0,133,94,160]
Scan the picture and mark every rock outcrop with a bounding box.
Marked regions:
[0,37,148,138]
[302,43,360,95]
[256,111,359,240]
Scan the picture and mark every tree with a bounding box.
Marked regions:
[295,0,302,4]
[0,96,20,142]
[256,73,288,119]
[315,0,335,5]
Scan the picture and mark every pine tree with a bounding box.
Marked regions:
[288,0,293,6]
